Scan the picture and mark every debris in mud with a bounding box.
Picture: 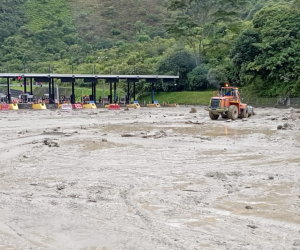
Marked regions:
[294,240,300,246]
[205,171,227,180]
[141,131,167,139]
[247,225,258,229]
[102,138,108,142]
[242,118,248,122]
[50,200,58,206]
[189,107,197,113]
[283,123,289,129]
[268,176,274,180]
[43,138,59,147]
[182,189,199,192]
[121,133,136,137]
[186,120,204,125]
[194,135,212,141]
[56,184,65,190]
[68,193,80,198]
[245,206,253,209]
[277,125,283,130]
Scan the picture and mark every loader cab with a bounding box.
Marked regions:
[220,87,239,101]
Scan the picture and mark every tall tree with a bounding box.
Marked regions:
[165,0,245,65]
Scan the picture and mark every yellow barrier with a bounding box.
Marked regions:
[9,103,19,110]
[147,103,161,108]
[105,104,110,108]
[82,103,97,109]
[32,103,47,110]
[164,103,179,107]
[126,103,141,109]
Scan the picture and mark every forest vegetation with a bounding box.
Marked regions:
[0,0,300,97]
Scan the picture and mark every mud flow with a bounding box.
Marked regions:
[0,106,299,249]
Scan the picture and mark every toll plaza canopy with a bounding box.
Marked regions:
[0,73,179,104]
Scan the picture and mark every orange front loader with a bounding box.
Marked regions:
[205,85,250,120]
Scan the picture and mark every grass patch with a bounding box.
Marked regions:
[138,91,213,105]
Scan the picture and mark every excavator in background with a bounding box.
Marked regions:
[205,83,254,120]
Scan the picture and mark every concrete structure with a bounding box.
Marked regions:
[0,73,179,105]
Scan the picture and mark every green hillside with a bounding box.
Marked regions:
[67,0,167,44]
[0,0,300,99]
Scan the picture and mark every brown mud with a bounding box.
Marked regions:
[0,106,300,249]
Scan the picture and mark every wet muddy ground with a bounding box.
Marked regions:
[0,106,300,249]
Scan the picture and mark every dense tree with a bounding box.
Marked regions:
[231,2,300,96]
[165,0,246,65]
[157,49,196,90]
[187,65,209,90]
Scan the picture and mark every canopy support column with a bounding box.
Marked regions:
[30,78,33,95]
[114,82,117,103]
[71,80,75,104]
[7,78,11,104]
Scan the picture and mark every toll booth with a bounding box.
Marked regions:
[21,94,34,103]
[120,96,126,105]
[102,96,109,105]
[0,93,6,103]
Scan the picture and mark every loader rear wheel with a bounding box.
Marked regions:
[209,111,219,120]
[248,107,254,117]
[228,105,238,120]
[241,106,248,118]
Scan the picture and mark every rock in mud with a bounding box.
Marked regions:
[293,240,300,246]
[56,184,65,190]
[277,125,283,130]
[189,107,197,113]
[283,123,289,129]
[44,138,59,147]
[121,133,136,137]
[247,225,258,229]
[205,171,227,180]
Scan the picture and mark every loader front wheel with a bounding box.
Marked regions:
[209,111,219,120]
[228,105,238,120]
[241,106,248,118]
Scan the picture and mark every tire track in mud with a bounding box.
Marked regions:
[119,185,187,250]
